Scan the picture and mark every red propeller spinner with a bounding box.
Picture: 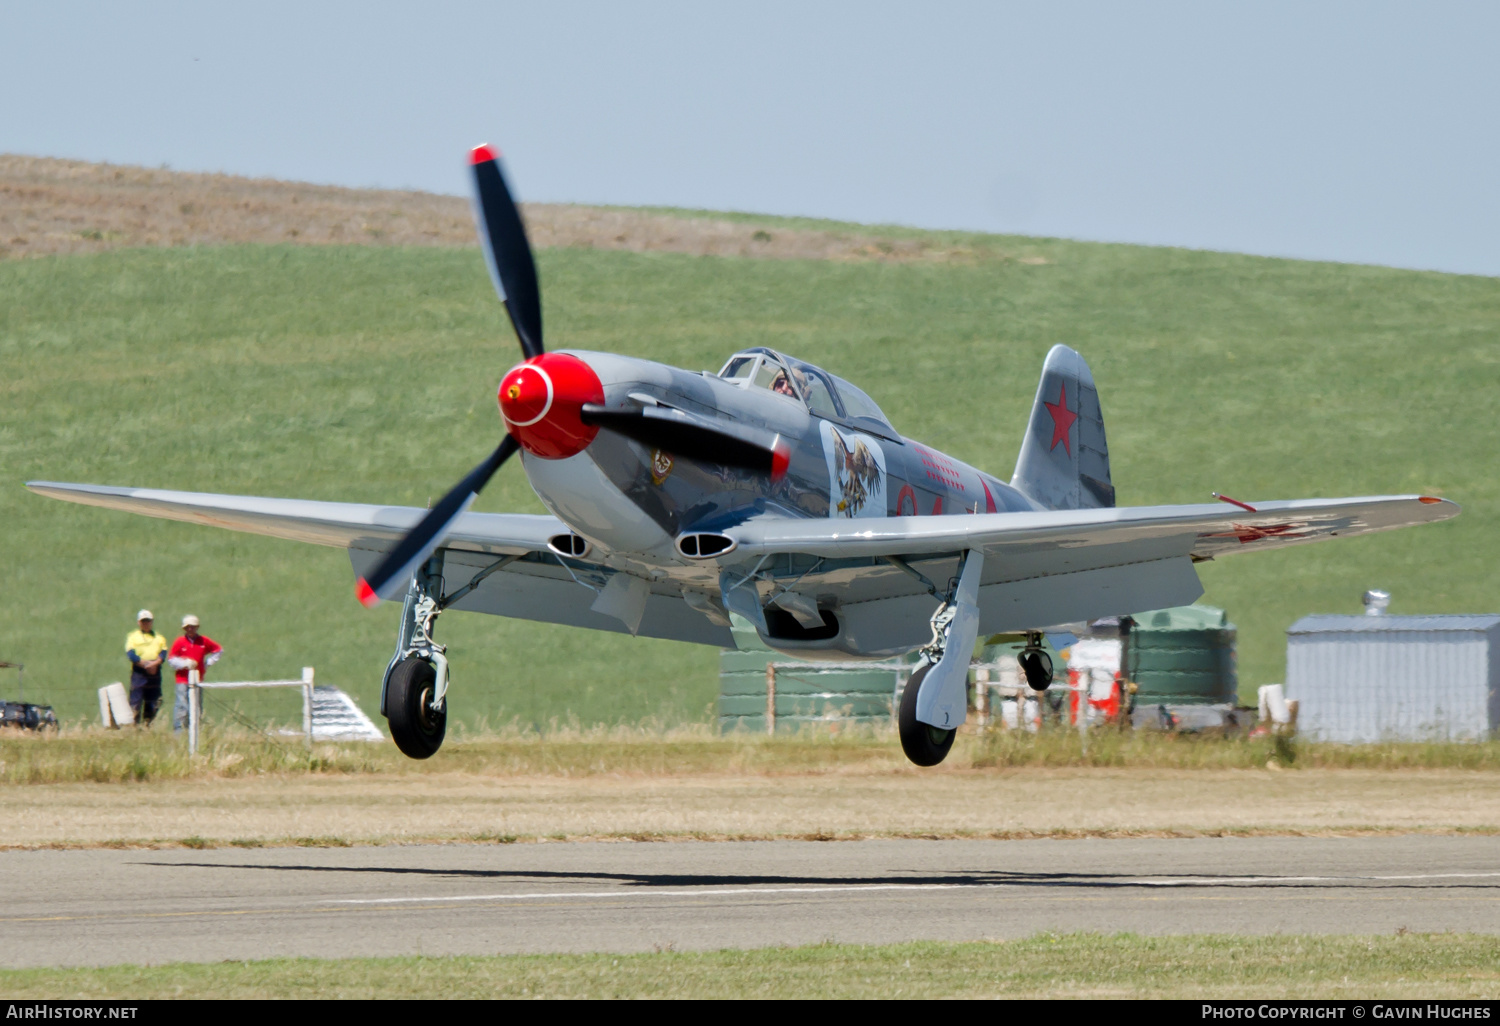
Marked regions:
[497,353,604,459]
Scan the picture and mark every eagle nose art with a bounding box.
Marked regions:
[497,353,605,459]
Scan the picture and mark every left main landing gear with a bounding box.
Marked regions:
[897,551,985,767]
[898,663,955,767]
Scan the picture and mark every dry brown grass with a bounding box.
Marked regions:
[0,154,1007,264]
[4,764,1498,849]
[3,728,1499,848]
[5,727,1499,848]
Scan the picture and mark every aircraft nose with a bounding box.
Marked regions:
[498,353,605,459]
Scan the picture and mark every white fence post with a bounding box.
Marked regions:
[187,668,201,755]
[302,667,315,749]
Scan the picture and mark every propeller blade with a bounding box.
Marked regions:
[356,435,521,606]
[470,144,543,359]
[581,404,790,478]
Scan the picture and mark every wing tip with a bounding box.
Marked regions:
[1417,495,1462,517]
[24,480,113,500]
[355,577,380,608]
[469,143,499,165]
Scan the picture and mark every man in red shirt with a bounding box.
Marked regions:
[168,614,223,733]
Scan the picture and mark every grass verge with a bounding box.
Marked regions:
[3,933,1497,999]
[5,725,1500,785]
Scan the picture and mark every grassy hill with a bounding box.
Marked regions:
[3,224,1497,729]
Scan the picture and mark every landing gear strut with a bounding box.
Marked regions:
[897,550,984,767]
[378,550,520,759]
[381,555,451,759]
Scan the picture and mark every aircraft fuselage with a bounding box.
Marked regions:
[518,348,1040,565]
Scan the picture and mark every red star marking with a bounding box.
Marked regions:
[1044,383,1077,455]
[1202,522,1308,545]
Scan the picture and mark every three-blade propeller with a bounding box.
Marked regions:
[356,144,788,606]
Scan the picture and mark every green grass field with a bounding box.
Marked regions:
[4,232,1498,728]
[3,933,1496,998]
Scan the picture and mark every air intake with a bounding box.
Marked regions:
[677,533,737,559]
[547,533,591,558]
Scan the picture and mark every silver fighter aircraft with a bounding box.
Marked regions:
[28,145,1460,766]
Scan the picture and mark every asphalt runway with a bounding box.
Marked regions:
[3,836,1498,968]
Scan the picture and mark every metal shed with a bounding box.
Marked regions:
[1286,614,1500,743]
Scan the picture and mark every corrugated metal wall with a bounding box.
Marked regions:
[1287,619,1498,743]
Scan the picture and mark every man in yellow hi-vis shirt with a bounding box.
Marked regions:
[125,609,171,725]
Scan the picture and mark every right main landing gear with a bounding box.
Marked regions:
[381,555,452,760]
[378,550,521,760]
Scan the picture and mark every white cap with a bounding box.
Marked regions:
[137,609,154,621]
[181,614,200,627]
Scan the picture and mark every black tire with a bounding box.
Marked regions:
[898,664,957,767]
[1019,648,1054,691]
[386,657,446,759]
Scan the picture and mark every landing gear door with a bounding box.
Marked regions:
[914,549,985,730]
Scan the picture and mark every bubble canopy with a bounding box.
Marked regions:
[717,348,899,440]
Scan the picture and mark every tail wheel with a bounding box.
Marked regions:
[898,664,956,767]
[1019,648,1054,691]
[386,657,446,759]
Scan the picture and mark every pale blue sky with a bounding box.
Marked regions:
[6,2,1497,275]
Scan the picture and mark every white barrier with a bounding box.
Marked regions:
[187,667,315,755]
[1257,683,1299,733]
[98,682,133,727]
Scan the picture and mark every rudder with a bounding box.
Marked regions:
[1011,344,1114,510]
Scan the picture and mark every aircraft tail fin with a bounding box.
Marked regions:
[1011,344,1114,511]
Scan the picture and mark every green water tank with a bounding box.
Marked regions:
[718,628,909,734]
[1124,605,1237,706]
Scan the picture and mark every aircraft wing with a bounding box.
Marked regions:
[724,495,1459,653]
[26,482,1457,656]
[25,481,733,647]
[728,494,1458,563]
[24,481,565,555]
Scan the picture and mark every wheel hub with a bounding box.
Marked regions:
[416,686,442,733]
